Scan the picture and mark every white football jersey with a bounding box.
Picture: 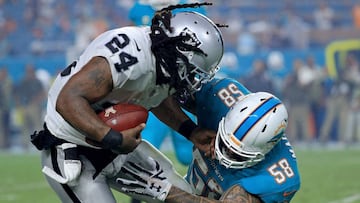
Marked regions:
[45,26,175,147]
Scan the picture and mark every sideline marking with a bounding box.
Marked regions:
[328,194,360,203]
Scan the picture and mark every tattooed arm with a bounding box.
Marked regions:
[219,185,262,203]
[165,186,221,203]
[57,56,113,142]
[56,56,144,152]
[165,185,262,203]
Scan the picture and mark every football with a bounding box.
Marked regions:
[98,103,149,131]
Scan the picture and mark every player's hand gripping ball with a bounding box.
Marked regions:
[98,103,149,131]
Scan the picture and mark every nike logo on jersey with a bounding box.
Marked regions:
[134,40,141,52]
[283,190,296,197]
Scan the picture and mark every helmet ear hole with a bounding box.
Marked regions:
[215,92,288,169]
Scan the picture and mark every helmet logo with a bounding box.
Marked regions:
[268,120,287,144]
[267,132,283,144]
[179,27,202,50]
[274,120,287,136]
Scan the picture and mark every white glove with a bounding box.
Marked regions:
[42,143,81,186]
[116,157,172,201]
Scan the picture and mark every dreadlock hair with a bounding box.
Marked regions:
[150,2,212,89]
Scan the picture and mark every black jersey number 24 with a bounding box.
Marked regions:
[60,33,138,76]
[105,33,138,72]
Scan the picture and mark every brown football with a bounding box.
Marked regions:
[98,103,148,132]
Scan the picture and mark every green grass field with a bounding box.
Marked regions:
[1,147,360,203]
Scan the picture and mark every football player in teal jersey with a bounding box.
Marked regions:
[182,77,301,202]
[118,77,301,203]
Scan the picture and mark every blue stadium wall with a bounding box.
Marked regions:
[1,48,325,82]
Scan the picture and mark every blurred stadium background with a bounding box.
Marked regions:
[0,0,360,203]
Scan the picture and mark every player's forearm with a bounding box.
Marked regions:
[57,93,110,141]
[165,187,222,203]
[151,96,190,131]
[56,57,113,142]
[219,185,262,203]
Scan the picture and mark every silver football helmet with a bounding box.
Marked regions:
[215,92,288,169]
[169,11,224,92]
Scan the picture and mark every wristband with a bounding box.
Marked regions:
[178,119,198,139]
[101,129,123,150]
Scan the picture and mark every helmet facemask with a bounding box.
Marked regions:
[174,56,218,104]
[176,56,218,93]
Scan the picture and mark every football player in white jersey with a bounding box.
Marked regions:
[30,3,224,202]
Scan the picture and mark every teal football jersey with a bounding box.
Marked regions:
[186,78,301,202]
[195,77,250,130]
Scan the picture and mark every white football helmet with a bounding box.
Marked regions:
[169,11,224,92]
[215,92,288,169]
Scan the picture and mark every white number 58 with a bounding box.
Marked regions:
[268,158,294,184]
